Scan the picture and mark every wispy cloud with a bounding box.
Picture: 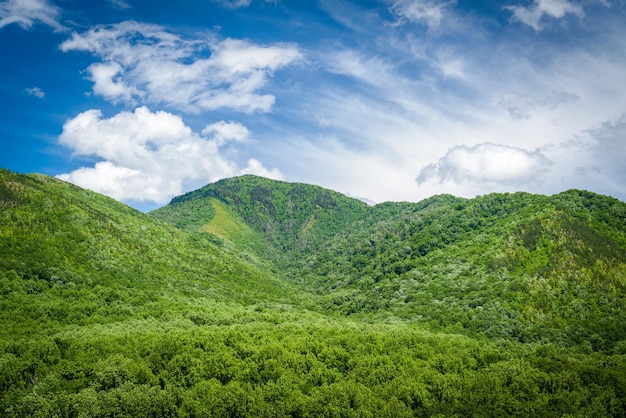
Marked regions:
[543,116,626,198]
[388,0,455,30]
[57,107,282,204]
[108,0,131,10]
[214,0,252,8]
[25,86,45,98]
[498,90,579,120]
[202,120,250,146]
[0,0,65,31]
[504,0,584,31]
[60,21,302,113]
[323,50,400,90]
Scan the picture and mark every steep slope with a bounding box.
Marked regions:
[0,169,296,337]
[151,175,370,267]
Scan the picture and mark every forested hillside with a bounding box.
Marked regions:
[151,175,370,269]
[153,176,626,350]
[2,169,626,416]
[301,190,626,349]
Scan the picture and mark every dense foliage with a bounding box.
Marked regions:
[154,175,370,256]
[300,191,626,350]
[156,177,626,350]
[2,169,626,416]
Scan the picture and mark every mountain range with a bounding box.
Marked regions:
[1,167,625,417]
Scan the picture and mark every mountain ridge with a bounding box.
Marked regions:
[151,175,626,350]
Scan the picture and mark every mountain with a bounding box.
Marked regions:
[0,169,296,336]
[151,175,370,262]
[2,168,626,417]
[153,176,626,350]
[301,190,626,347]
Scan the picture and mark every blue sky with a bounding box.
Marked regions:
[1,0,625,211]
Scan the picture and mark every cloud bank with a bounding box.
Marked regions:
[57,107,283,204]
[60,21,302,113]
[417,143,552,186]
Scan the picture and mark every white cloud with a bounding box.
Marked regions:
[59,21,302,113]
[324,50,398,89]
[0,0,65,31]
[416,143,552,186]
[87,62,140,103]
[241,158,283,180]
[201,121,250,146]
[505,0,584,31]
[25,86,45,98]
[57,107,283,204]
[389,0,454,29]
[435,51,466,80]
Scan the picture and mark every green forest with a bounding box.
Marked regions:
[1,168,625,417]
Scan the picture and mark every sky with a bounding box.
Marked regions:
[1,0,625,211]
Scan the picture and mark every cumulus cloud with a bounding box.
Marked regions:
[416,142,552,186]
[498,90,579,120]
[57,107,283,204]
[0,0,65,30]
[505,0,583,31]
[202,120,250,146]
[59,21,301,113]
[389,0,454,30]
[25,86,45,98]
[86,62,140,102]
